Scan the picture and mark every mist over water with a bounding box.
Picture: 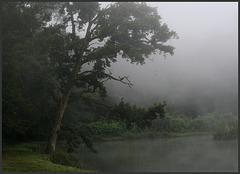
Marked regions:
[103,2,238,115]
[77,135,238,172]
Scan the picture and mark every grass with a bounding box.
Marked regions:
[2,143,94,172]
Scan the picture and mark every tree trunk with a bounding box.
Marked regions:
[45,103,66,153]
[45,89,72,154]
[45,6,92,153]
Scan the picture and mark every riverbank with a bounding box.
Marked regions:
[2,142,94,172]
[93,131,214,142]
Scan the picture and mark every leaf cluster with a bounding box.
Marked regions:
[109,100,166,130]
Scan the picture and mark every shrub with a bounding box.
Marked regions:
[152,113,190,132]
[214,119,238,140]
[152,112,238,134]
[89,121,125,137]
[49,150,84,169]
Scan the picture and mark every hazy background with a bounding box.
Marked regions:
[101,2,238,116]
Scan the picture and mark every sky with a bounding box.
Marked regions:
[102,2,238,114]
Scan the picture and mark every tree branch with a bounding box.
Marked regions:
[70,20,93,82]
[79,70,133,87]
[89,36,99,42]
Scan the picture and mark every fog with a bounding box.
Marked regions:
[77,135,238,172]
[103,2,238,115]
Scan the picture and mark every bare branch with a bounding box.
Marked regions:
[91,13,99,23]
[90,21,99,32]
[89,36,99,42]
[70,20,93,81]
[79,70,133,87]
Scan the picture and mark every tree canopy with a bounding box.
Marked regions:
[2,2,178,153]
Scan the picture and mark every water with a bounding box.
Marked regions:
[76,135,238,172]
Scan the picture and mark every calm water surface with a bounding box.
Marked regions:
[76,135,238,172]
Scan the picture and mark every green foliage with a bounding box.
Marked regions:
[109,100,146,129]
[189,112,237,132]
[152,113,189,132]
[49,150,84,169]
[37,1,178,104]
[2,2,55,141]
[145,102,166,127]
[89,121,125,137]
[58,123,97,153]
[109,100,166,130]
[2,1,177,152]
[214,119,238,140]
[97,2,178,63]
[190,116,212,132]
[152,112,238,134]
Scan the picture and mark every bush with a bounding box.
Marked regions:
[152,113,190,132]
[49,150,84,169]
[152,112,238,134]
[214,119,238,140]
[89,121,125,137]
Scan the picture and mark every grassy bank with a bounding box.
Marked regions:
[93,131,214,142]
[87,112,237,142]
[2,143,94,172]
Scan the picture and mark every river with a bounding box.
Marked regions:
[76,135,238,172]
